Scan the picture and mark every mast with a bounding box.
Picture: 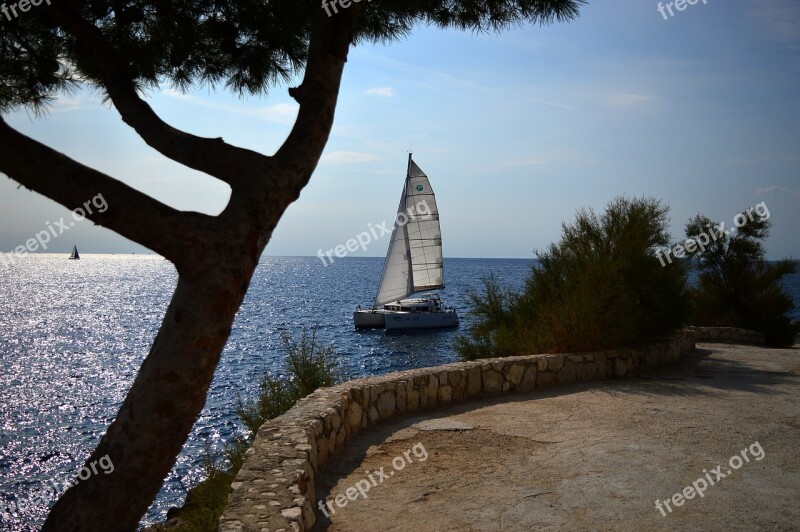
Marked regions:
[403,153,414,296]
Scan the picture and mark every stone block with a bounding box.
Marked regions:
[557,360,576,384]
[425,374,439,405]
[348,403,362,429]
[452,383,465,401]
[577,360,596,381]
[467,366,482,397]
[520,365,536,392]
[536,370,556,388]
[567,354,584,365]
[396,382,407,414]
[594,353,606,379]
[351,386,364,405]
[407,388,420,411]
[536,356,548,371]
[335,425,346,447]
[547,356,564,372]
[614,357,627,377]
[438,385,452,403]
[506,363,524,386]
[482,369,503,393]
[377,390,397,419]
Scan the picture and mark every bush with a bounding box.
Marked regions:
[237,375,299,436]
[684,211,798,347]
[237,327,340,435]
[167,440,243,531]
[457,197,691,359]
[165,327,340,531]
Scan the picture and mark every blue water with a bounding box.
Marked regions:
[0,255,797,530]
[0,255,534,529]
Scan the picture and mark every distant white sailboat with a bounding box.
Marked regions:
[69,245,80,260]
[353,154,458,331]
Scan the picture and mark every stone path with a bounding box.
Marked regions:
[314,343,800,531]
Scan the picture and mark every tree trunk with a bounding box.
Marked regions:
[1,5,361,529]
[42,252,260,531]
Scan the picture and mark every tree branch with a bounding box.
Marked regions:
[0,117,215,265]
[46,2,270,188]
[270,7,360,200]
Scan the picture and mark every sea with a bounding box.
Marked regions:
[0,255,798,530]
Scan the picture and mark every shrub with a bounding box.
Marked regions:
[165,327,340,531]
[237,327,341,435]
[684,211,798,347]
[457,197,691,359]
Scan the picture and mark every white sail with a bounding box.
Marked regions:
[375,189,413,306]
[374,156,444,306]
[405,159,444,292]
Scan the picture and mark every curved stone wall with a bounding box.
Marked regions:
[688,326,764,345]
[219,330,697,531]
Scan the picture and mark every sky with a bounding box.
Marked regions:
[1,0,799,260]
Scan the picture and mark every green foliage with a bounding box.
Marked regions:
[237,327,341,435]
[167,441,239,532]
[284,328,339,397]
[1,0,585,113]
[236,374,297,436]
[457,197,691,359]
[454,274,515,360]
[166,327,340,530]
[684,210,798,347]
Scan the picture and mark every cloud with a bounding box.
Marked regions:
[747,0,800,42]
[470,151,601,175]
[356,51,580,113]
[357,52,477,90]
[160,89,298,125]
[49,92,98,113]
[519,95,580,112]
[251,103,300,125]
[365,87,395,97]
[321,151,380,163]
[480,159,548,173]
[755,186,789,196]
[607,94,653,107]
[162,88,192,100]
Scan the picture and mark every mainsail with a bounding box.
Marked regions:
[374,155,444,306]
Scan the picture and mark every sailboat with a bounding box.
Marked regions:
[353,154,458,331]
[69,245,80,260]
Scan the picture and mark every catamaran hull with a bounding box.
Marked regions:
[384,310,459,330]
[353,311,387,329]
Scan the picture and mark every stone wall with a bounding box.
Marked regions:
[688,326,764,345]
[219,330,696,531]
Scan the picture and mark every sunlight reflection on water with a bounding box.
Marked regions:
[0,255,535,528]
